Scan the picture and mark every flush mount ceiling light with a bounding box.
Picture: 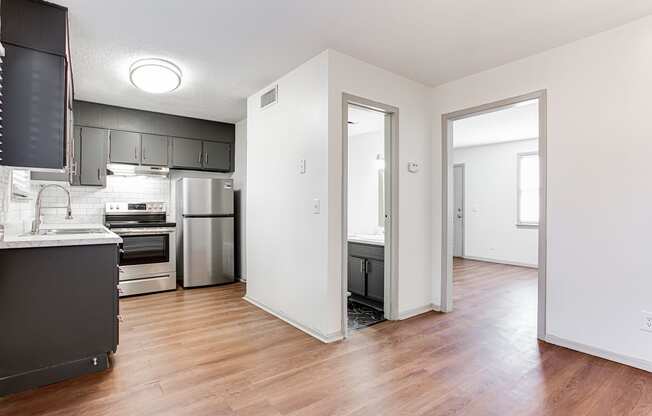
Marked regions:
[129,58,182,94]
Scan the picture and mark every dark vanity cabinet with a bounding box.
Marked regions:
[0,244,120,396]
[0,0,72,170]
[348,242,385,308]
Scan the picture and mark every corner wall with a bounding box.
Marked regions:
[431,15,652,367]
[245,52,335,340]
[328,50,434,326]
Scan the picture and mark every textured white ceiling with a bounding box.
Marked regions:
[453,101,538,148]
[59,0,652,123]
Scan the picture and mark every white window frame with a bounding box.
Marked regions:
[517,151,540,227]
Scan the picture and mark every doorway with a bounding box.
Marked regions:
[441,90,547,340]
[342,93,398,338]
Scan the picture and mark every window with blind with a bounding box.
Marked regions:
[517,152,539,226]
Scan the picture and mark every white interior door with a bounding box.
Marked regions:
[453,164,464,257]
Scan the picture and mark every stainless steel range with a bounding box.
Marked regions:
[105,202,177,297]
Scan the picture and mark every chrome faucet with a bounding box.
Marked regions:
[31,184,73,234]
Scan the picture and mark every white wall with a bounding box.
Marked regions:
[245,49,432,340]
[348,130,383,236]
[245,52,334,340]
[454,139,538,266]
[234,119,247,278]
[328,50,433,325]
[432,15,652,367]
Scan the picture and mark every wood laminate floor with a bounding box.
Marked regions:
[2,258,652,415]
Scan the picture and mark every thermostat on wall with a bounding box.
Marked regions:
[407,162,420,173]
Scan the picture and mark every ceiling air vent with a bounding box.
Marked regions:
[260,85,278,109]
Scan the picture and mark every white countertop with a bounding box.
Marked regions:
[348,234,385,246]
[0,223,122,250]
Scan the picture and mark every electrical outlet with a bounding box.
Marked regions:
[642,311,652,333]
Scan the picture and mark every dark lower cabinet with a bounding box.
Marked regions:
[348,242,384,309]
[348,256,366,297]
[366,258,385,303]
[0,244,119,396]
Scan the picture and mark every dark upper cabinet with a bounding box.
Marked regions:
[171,137,203,169]
[1,0,67,56]
[73,101,235,173]
[0,44,66,169]
[141,134,169,166]
[78,127,108,187]
[109,130,141,165]
[203,141,231,171]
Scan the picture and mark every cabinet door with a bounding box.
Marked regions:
[171,137,202,169]
[109,130,140,164]
[365,258,385,303]
[80,127,108,187]
[141,134,168,166]
[202,141,231,171]
[348,256,366,297]
[0,45,65,169]
[0,0,67,56]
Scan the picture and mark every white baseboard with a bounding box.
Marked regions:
[545,334,652,373]
[461,255,537,269]
[243,295,343,344]
[397,303,441,320]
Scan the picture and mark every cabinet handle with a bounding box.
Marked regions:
[134,147,138,160]
[142,147,146,160]
[198,152,202,164]
[360,259,365,274]
[97,168,101,180]
[205,152,208,165]
[365,259,370,274]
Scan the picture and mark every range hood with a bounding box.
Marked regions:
[107,163,170,177]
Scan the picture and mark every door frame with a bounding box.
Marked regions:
[342,93,399,338]
[453,163,465,258]
[441,90,548,340]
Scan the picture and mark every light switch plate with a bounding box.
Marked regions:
[407,162,419,173]
[312,198,320,214]
[299,159,306,174]
[642,311,652,333]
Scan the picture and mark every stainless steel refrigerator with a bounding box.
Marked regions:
[176,178,235,287]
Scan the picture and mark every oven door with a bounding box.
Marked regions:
[114,229,176,281]
[120,234,169,266]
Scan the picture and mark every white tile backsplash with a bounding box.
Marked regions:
[0,171,170,231]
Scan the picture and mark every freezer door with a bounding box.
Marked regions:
[183,217,235,287]
[180,178,234,216]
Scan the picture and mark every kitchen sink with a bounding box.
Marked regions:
[20,228,109,236]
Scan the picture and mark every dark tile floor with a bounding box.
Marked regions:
[347,300,385,330]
